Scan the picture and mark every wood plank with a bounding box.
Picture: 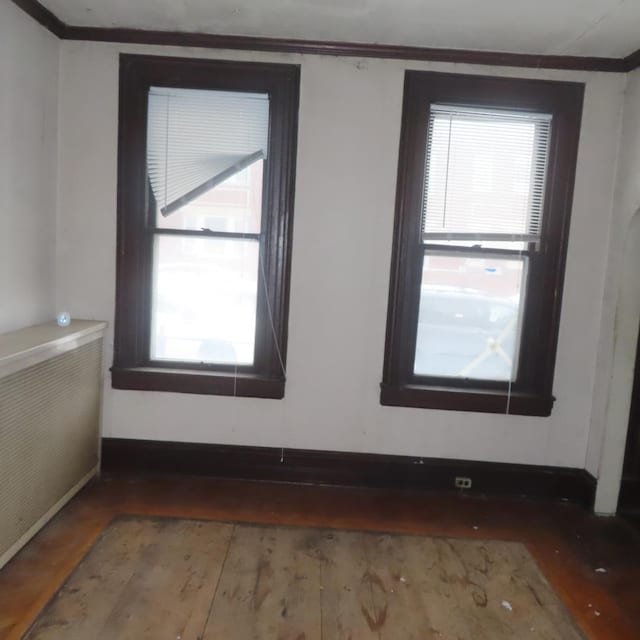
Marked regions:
[501,541,586,638]
[374,535,585,639]
[317,531,587,639]
[23,519,588,640]
[25,518,233,640]
[357,533,472,638]
[202,524,322,640]
[318,529,393,638]
[24,518,155,640]
[416,537,516,638]
[15,488,635,640]
[93,519,233,640]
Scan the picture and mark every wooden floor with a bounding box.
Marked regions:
[1,473,639,639]
[25,516,585,639]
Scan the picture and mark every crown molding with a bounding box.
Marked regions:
[10,0,64,37]
[62,25,627,72]
[624,48,640,72]
[11,0,640,73]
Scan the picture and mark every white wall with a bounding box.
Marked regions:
[0,2,59,334]
[589,68,640,512]
[56,40,626,469]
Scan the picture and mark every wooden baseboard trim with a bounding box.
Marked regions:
[619,478,640,512]
[618,508,640,537]
[101,438,596,507]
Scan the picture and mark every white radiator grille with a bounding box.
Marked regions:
[0,338,103,563]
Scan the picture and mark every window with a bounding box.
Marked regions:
[381,72,584,416]
[112,55,300,398]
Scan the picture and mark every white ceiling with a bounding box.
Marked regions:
[41,0,640,58]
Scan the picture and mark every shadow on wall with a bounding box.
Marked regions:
[595,207,640,514]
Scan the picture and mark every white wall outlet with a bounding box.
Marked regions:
[454,476,472,489]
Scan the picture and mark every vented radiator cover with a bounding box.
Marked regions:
[0,321,106,568]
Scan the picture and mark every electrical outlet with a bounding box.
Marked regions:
[454,476,472,489]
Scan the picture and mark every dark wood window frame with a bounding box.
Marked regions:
[381,71,584,416]
[112,54,300,399]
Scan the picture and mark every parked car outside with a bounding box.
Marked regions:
[414,286,520,381]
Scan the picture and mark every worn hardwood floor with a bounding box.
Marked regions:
[0,473,639,639]
[25,517,585,639]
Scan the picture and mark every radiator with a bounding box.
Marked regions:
[0,320,107,569]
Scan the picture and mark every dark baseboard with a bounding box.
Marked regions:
[618,509,640,537]
[619,477,640,512]
[101,437,596,508]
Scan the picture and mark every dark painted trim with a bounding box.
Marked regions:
[620,511,640,536]
[101,437,597,508]
[111,367,285,399]
[380,385,554,416]
[113,55,299,398]
[9,1,634,73]
[619,480,640,512]
[623,48,640,72]
[381,71,583,416]
[60,27,627,73]
[9,0,65,37]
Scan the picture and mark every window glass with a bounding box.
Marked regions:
[414,255,526,381]
[416,105,542,383]
[150,236,259,365]
[153,161,264,234]
[147,87,268,233]
[422,106,551,243]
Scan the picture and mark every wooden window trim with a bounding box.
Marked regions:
[381,71,584,416]
[112,54,300,398]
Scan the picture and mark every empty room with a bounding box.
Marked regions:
[2,0,640,637]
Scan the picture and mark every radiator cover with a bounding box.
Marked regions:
[0,321,106,568]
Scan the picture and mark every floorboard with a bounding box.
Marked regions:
[25,517,586,640]
[0,473,639,639]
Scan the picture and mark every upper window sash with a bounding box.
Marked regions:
[421,104,552,245]
[146,87,270,219]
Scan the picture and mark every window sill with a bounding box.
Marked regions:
[111,366,285,399]
[380,383,553,416]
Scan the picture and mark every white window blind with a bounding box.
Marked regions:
[147,87,269,216]
[422,105,552,243]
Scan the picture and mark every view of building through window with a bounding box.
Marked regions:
[150,161,264,366]
[416,106,549,381]
[415,255,526,380]
[146,86,269,367]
